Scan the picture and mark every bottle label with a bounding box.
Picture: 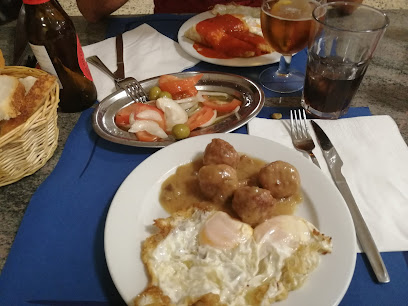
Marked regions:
[76,36,93,81]
[23,0,50,4]
[29,43,63,88]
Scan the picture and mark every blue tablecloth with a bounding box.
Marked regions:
[0,14,406,306]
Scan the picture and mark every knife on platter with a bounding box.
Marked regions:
[311,120,390,283]
[113,33,125,81]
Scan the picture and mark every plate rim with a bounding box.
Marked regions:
[177,11,281,67]
[104,133,357,305]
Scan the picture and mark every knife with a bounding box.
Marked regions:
[311,120,390,283]
[113,34,125,80]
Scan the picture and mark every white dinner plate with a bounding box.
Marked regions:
[104,133,356,305]
[177,11,281,67]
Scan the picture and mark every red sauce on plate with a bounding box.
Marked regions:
[193,43,230,59]
[194,14,266,59]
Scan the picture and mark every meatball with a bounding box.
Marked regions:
[258,161,300,198]
[232,186,276,226]
[203,138,240,168]
[198,164,239,203]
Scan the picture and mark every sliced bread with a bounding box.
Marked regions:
[0,75,25,121]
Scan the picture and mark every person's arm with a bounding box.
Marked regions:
[76,0,129,23]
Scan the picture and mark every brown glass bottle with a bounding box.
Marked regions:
[0,0,22,25]
[23,0,97,112]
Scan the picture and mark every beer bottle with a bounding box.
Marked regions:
[0,0,22,25]
[23,0,97,113]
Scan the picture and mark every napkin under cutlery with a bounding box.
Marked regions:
[83,24,200,101]
[248,115,408,253]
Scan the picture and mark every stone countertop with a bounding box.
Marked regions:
[0,10,407,273]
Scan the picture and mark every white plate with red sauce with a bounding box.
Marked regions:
[104,133,357,305]
[178,11,281,67]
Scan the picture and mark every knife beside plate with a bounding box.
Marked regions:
[311,120,390,284]
[113,34,124,80]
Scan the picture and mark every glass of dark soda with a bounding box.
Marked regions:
[301,1,389,119]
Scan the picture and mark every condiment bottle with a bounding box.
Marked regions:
[23,0,97,112]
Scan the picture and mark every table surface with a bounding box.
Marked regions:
[0,10,407,277]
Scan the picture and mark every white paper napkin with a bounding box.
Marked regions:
[83,24,200,101]
[248,115,408,253]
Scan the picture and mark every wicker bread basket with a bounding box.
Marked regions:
[0,66,59,187]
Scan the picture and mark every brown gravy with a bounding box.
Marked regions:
[160,154,302,217]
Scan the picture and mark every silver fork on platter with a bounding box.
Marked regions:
[86,55,148,103]
[290,109,321,168]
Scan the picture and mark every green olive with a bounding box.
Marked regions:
[172,124,190,140]
[158,91,172,99]
[149,86,161,100]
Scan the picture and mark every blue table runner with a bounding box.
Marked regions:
[0,14,406,306]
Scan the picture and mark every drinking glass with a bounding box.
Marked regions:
[260,0,323,93]
[301,1,389,119]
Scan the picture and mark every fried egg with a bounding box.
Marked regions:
[211,4,263,37]
[135,209,332,305]
[211,4,261,18]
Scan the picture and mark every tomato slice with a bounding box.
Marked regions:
[202,98,242,113]
[159,74,203,98]
[115,103,166,130]
[172,87,199,100]
[115,107,134,128]
[186,106,215,131]
[135,131,159,142]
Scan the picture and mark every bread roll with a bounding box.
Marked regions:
[0,74,56,137]
[0,75,25,121]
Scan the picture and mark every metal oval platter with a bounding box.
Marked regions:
[92,71,265,148]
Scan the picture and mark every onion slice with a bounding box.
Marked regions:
[197,91,229,102]
[156,97,189,131]
[135,109,164,122]
[214,106,241,122]
[128,119,168,139]
[174,96,198,104]
[179,101,198,110]
[199,109,217,127]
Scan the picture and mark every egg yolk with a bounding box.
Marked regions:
[199,211,253,249]
[254,215,313,248]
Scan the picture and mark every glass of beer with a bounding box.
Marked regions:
[260,0,322,93]
[301,2,389,119]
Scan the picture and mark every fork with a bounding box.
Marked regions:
[86,55,148,103]
[290,109,321,168]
